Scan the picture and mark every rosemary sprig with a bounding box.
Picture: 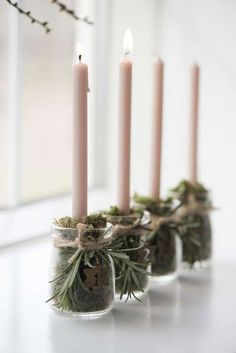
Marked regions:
[109,251,150,301]
[177,215,211,267]
[47,230,152,310]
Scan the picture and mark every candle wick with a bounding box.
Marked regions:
[79,54,82,62]
[124,51,130,58]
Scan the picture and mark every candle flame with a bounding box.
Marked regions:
[76,42,84,61]
[123,29,133,56]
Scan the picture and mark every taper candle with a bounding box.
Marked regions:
[189,63,200,184]
[150,58,164,200]
[117,29,133,214]
[72,43,88,218]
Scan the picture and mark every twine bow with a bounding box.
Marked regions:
[177,194,215,217]
[150,194,215,233]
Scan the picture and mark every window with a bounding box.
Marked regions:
[0,0,101,210]
[0,4,10,208]
[0,0,158,246]
[0,0,101,246]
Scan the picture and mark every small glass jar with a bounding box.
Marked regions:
[107,211,150,299]
[148,212,181,284]
[48,223,115,318]
[172,191,212,269]
[133,199,181,283]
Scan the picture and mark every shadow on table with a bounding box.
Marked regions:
[48,268,214,353]
[179,266,213,286]
[49,311,116,353]
[112,294,152,327]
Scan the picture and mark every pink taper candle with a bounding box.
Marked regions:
[72,43,88,218]
[117,29,133,214]
[150,58,164,200]
[189,64,200,185]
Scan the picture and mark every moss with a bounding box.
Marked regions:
[170,179,208,196]
[104,206,125,216]
[81,213,107,228]
[133,194,173,217]
[104,205,143,218]
[133,193,157,206]
[54,212,107,229]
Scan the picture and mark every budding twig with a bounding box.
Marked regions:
[5,0,51,33]
[50,0,93,25]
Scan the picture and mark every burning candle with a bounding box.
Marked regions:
[189,63,200,184]
[150,58,164,200]
[72,42,88,218]
[117,29,133,214]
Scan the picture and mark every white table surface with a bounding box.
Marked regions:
[1,237,236,353]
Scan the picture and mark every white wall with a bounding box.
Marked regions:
[104,0,236,262]
[155,0,236,262]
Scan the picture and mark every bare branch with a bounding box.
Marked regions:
[50,0,93,25]
[5,0,51,33]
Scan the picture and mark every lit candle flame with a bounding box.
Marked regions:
[123,29,133,56]
[76,42,84,61]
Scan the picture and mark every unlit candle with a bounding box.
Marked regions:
[189,64,200,184]
[150,58,164,200]
[117,29,133,214]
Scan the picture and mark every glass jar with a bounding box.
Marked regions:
[133,199,181,283]
[172,191,212,269]
[107,211,150,299]
[148,212,181,284]
[48,223,115,318]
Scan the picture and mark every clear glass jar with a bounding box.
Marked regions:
[107,211,150,299]
[48,223,115,318]
[133,200,181,283]
[172,191,212,269]
[148,212,181,284]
